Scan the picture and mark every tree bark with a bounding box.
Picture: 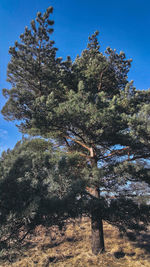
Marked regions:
[87,147,105,254]
[90,186,105,255]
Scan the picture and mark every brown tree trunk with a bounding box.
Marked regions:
[90,186,105,255]
[88,147,105,254]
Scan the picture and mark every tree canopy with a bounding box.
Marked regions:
[2,8,150,168]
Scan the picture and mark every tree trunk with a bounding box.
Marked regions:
[90,186,105,255]
[89,147,105,254]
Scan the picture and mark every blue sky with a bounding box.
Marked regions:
[0,0,150,153]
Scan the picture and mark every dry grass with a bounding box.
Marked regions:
[1,218,150,267]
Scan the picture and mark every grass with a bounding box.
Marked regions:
[1,217,150,267]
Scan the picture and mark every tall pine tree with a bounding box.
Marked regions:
[2,6,150,254]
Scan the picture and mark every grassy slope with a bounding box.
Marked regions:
[1,218,150,267]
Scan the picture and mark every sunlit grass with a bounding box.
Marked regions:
[1,217,150,267]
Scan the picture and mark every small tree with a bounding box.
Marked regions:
[2,7,150,254]
[0,138,86,250]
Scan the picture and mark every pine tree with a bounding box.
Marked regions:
[1,6,150,254]
[0,138,86,249]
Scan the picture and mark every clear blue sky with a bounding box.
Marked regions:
[0,0,150,153]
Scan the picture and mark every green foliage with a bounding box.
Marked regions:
[1,5,150,255]
[0,138,88,250]
[2,11,150,167]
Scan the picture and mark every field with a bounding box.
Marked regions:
[1,217,150,267]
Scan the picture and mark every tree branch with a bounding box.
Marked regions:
[68,128,87,145]
[100,146,130,160]
[98,66,107,91]
[65,135,91,152]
